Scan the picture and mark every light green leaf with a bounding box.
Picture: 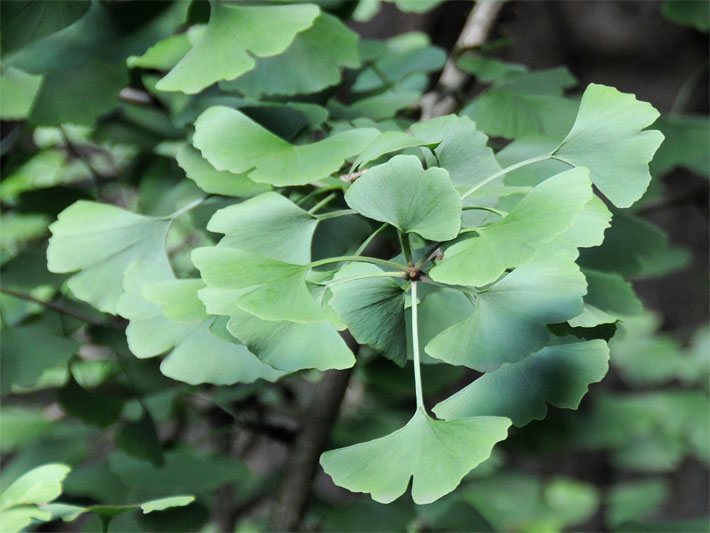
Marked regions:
[0,68,42,120]
[207,192,317,263]
[176,145,270,198]
[411,115,502,190]
[0,464,70,511]
[345,155,461,241]
[462,68,578,139]
[142,279,207,323]
[140,495,195,514]
[426,253,587,371]
[352,131,425,170]
[47,201,171,314]
[0,324,79,395]
[320,409,510,504]
[222,13,359,96]
[156,3,319,94]
[127,33,191,70]
[226,308,354,372]
[193,247,327,323]
[193,106,378,186]
[569,269,643,328]
[328,263,408,366]
[543,194,612,252]
[429,168,592,287]
[552,83,664,207]
[433,340,609,426]
[0,506,52,532]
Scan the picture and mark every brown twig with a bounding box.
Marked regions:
[420,0,505,119]
[0,286,105,326]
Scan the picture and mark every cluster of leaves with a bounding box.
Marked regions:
[1,0,708,531]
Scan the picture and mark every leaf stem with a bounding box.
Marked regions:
[399,231,414,265]
[462,205,508,217]
[308,193,337,214]
[324,271,407,289]
[316,209,357,221]
[354,223,388,256]
[169,196,208,219]
[308,255,409,272]
[297,186,342,206]
[461,154,551,199]
[411,281,424,410]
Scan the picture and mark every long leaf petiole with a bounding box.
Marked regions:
[411,281,424,410]
[461,154,551,199]
[308,255,409,272]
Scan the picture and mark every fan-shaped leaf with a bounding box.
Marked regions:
[0,464,70,510]
[193,107,378,186]
[426,253,587,371]
[345,155,461,241]
[207,192,317,263]
[156,3,319,94]
[320,409,510,504]
[552,84,664,208]
[47,201,171,314]
[434,340,609,426]
[429,168,592,287]
[328,263,408,366]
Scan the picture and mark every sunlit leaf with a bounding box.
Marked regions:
[321,409,510,504]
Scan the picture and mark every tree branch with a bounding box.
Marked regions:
[269,333,358,531]
[420,0,505,119]
[0,286,105,326]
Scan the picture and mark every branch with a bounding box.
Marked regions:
[0,286,105,326]
[269,333,358,531]
[420,0,505,119]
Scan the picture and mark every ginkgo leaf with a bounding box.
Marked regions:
[226,308,354,372]
[411,115,501,189]
[193,107,379,186]
[568,269,643,328]
[543,195,612,252]
[328,263,408,366]
[47,201,171,314]
[429,168,592,287]
[0,67,42,120]
[0,463,70,510]
[156,3,320,94]
[344,155,461,241]
[551,83,664,208]
[352,131,426,170]
[176,145,269,198]
[320,409,510,504]
[222,13,359,96]
[207,192,317,263]
[433,340,609,426]
[118,262,283,385]
[192,247,326,323]
[426,253,587,371]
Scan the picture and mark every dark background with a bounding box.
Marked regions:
[355,0,709,525]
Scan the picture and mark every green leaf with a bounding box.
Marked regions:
[192,247,327,323]
[411,115,502,190]
[0,408,51,452]
[207,192,318,263]
[0,463,70,511]
[156,3,319,94]
[320,409,510,504]
[115,411,164,467]
[345,155,461,241]
[433,340,609,426]
[193,106,378,186]
[118,263,284,385]
[568,269,643,328]
[352,131,426,170]
[328,263,408,366]
[579,209,690,278]
[222,13,359,96]
[0,68,42,120]
[47,201,171,314]
[29,61,127,126]
[429,168,593,287]
[661,0,709,31]
[462,68,578,139]
[127,33,191,70]
[140,495,195,514]
[651,114,710,177]
[1,507,52,532]
[552,83,664,207]
[426,253,587,371]
[58,376,124,428]
[176,145,270,198]
[607,479,668,527]
[0,324,79,395]
[226,308,354,372]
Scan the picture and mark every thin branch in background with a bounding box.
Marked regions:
[420,0,505,119]
[0,286,105,326]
